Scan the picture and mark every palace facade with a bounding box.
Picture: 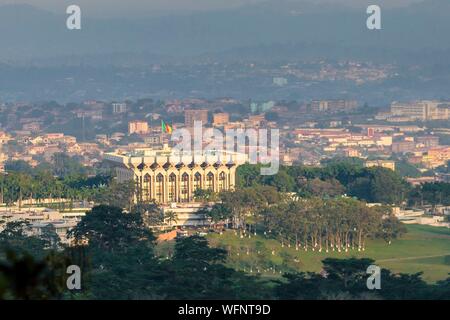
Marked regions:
[104,146,246,204]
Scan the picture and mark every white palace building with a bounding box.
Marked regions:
[104,145,247,207]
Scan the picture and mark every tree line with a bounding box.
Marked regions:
[262,198,405,252]
[202,186,405,252]
[3,156,449,210]
[237,161,450,207]
[0,154,137,210]
[0,205,448,300]
[0,170,112,209]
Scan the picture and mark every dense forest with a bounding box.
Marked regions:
[0,205,449,300]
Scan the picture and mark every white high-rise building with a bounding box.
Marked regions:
[391,101,450,121]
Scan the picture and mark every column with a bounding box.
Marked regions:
[189,172,194,202]
[177,171,181,203]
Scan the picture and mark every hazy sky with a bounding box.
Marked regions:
[0,0,426,17]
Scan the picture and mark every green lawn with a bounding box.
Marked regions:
[205,224,450,283]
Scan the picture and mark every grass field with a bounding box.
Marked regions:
[204,224,450,283]
[155,224,450,283]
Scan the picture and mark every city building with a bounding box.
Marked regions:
[128,120,149,135]
[246,114,266,128]
[250,101,275,113]
[161,203,209,228]
[390,101,450,121]
[364,160,396,171]
[112,102,127,114]
[0,205,89,244]
[342,148,361,158]
[421,147,450,168]
[310,100,358,113]
[143,134,162,146]
[212,113,230,126]
[185,109,208,127]
[104,145,246,204]
[273,77,288,86]
[416,136,440,147]
[392,140,416,154]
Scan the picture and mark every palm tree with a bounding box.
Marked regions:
[165,210,178,228]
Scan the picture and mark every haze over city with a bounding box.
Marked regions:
[0,0,449,305]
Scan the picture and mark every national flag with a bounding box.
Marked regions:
[161,120,173,134]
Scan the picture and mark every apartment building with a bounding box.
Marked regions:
[364,160,396,171]
[128,120,149,135]
[390,101,450,121]
[310,100,358,113]
[212,113,230,126]
[185,109,208,127]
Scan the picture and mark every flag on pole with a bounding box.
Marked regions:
[161,120,173,134]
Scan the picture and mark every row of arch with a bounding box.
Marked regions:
[135,167,236,204]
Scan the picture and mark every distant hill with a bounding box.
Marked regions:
[0,0,449,64]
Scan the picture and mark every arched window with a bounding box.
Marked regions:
[206,172,214,191]
[156,173,164,203]
[181,173,189,202]
[194,172,202,190]
[135,175,142,202]
[168,173,177,203]
[143,174,151,201]
[218,171,226,192]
